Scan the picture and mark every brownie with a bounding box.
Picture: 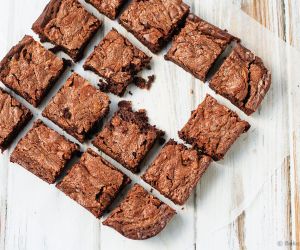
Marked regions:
[179,95,250,161]
[142,140,212,205]
[10,120,79,184]
[0,89,32,152]
[43,73,110,142]
[210,44,272,115]
[165,14,235,81]
[32,0,102,62]
[103,184,176,240]
[93,101,164,173]
[56,149,130,217]
[84,29,151,96]
[119,0,190,53]
[0,35,67,107]
[85,0,127,19]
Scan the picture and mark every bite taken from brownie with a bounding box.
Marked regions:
[84,28,151,96]
[32,0,102,62]
[43,73,110,143]
[142,139,212,205]
[93,101,164,173]
[103,184,176,240]
[179,95,250,161]
[209,44,271,115]
[57,149,130,218]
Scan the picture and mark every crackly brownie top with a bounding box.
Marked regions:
[179,95,250,160]
[0,89,31,146]
[210,44,271,115]
[84,29,151,95]
[32,0,101,60]
[93,101,163,172]
[0,35,65,107]
[142,140,212,205]
[57,149,130,217]
[43,73,110,142]
[120,0,189,49]
[86,0,125,19]
[166,14,235,81]
[103,184,176,240]
[10,120,78,184]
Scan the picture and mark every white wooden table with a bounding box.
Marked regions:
[0,1,299,250]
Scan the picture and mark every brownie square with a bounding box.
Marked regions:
[142,140,212,205]
[165,14,235,81]
[179,95,250,161]
[0,35,67,107]
[103,184,176,240]
[43,73,110,142]
[85,0,127,19]
[210,44,271,115]
[119,0,190,53]
[32,0,102,62]
[10,120,79,184]
[0,89,32,152]
[93,101,164,173]
[84,29,151,96]
[56,149,130,217]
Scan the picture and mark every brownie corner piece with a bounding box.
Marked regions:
[0,35,67,107]
[85,0,126,19]
[119,0,190,53]
[142,139,212,205]
[103,184,176,240]
[32,0,102,62]
[84,28,151,96]
[0,89,32,152]
[43,72,110,142]
[56,148,130,217]
[179,95,250,161]
[10,120,79,184]
[210,44,271,115]
[165,13,235,81]
[93,101,164,172]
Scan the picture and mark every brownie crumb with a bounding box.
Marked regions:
[129,91,133,95]
[134,75,155,90]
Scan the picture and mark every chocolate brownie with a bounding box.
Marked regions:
[0,89,32,152]
[119,0,190,53]
[10,120,79,184]
[179,95,250,161]
[56,149,130,217]
[32,0,102,62]
[85,0,127,19]
[210,44,271,115]
[165,14,235,81]
[93,101,164,173]
[142,140,212,205]
[0,35,67,107]
[43,73,110,142]
[103,184,176,240]
[84,29,151,96]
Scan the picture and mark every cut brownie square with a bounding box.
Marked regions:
[142,139,212,205]
[179,95,250,161]
[10,120,79,184]
[32,0,102,62]
[56,149,130,217]
[43,73,110,142]
[0,35,67,107]
[103,184,176,240]
[165,14,235,81]
[85,0,127,19]
[0,89,32,152]
[84,29,151,96]
[210,44,271,115]
[119,0,190,53]
[93,101,164,173]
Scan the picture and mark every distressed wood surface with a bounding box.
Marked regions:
[0,0,299,250]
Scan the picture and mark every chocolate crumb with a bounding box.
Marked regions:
[129,91,133,95]
[134,75,155,90]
